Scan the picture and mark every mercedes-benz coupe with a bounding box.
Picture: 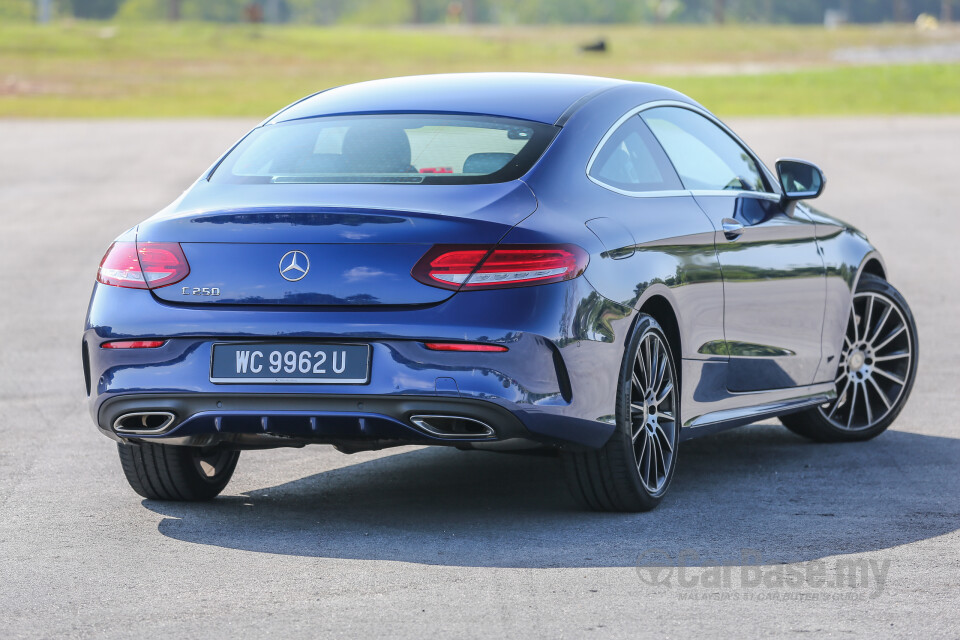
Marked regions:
[84,73,918,511]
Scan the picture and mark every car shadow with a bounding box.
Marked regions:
[144,424,960,568]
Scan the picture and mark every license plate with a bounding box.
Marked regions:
[210,343,370,384]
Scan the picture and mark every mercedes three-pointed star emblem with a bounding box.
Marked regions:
[278,250,310,282]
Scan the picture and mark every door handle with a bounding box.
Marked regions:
[721,218,744,240]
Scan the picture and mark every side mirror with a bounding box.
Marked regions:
[776,159,825,201]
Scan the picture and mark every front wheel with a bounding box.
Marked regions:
[781,273,918,442]
[563,314,680,512]
[117,441,239,501]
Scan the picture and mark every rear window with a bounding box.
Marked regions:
[210,114,557,185]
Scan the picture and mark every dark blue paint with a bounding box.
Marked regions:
[84,73,882,451]
[268,73,627,125]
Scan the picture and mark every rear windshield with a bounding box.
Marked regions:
[210,114,557,185]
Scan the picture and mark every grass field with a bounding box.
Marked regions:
[1,22,958,117]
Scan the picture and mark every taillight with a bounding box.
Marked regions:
[412,244,588,291]
[423,342,508,352]
[101,340,167,349]
[97,242,190,289]
[97,242,146,288]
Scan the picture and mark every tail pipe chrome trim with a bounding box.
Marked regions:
[113,412,176,435]
[409,415,496,439]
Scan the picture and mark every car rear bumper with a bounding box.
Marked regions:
[83,279,634,449]
[98,392,533,449]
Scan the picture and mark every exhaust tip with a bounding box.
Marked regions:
[113,412,176,435]
[410,415,495,439]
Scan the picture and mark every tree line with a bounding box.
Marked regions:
[15,0,959,24]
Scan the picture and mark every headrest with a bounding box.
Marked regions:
[341,123,413,173]
[463,152,514,175]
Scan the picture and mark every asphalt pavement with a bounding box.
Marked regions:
[0,117,958,638]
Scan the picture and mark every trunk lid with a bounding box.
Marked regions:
[139,181,536,306]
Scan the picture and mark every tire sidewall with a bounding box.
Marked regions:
[851,273,919,432]
[184,446,240,496]
[614,314,681,501]
[815,273,919,439]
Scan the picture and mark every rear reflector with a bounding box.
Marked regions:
[412,244,588,291]
[423,342,508,352]
[101,340,167,349]
[97,241,190,290]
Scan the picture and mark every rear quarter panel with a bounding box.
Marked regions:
[516,84,725,363]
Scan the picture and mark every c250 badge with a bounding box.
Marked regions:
[182,287,221,297]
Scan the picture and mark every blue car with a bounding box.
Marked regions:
[84,73,918,511]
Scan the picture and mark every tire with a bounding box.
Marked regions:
[780,273,918,442]
[117,441,240,501]
[563,314,680,512]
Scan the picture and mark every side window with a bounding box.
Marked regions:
[641,107,769,193]
[589,116,683,193]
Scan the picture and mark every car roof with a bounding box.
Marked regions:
[266,73,634,126]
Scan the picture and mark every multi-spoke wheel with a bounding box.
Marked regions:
[630,329,678,494]
[563,314,680,511]
[117,442,240,501]
[781,273,918,442]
